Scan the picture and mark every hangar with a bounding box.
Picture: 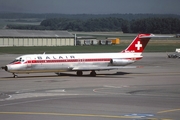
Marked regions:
[0,30,75,46]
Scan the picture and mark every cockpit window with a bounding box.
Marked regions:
[9,59,21,64]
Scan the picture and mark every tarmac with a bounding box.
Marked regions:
[0,53,180,120]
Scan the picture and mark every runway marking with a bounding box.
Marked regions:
[0,95,12,101]
[0,111,167,120]
[0,97,77,107]
[158,108,180,114]
[103,85,129,88]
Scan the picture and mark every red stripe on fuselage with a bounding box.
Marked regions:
[24,58,111,64]
[23,57,142,64]
[10,57,142,65]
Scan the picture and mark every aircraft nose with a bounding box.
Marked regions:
[1,66,8,71]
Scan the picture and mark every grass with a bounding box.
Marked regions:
[0,43,179,54]
[145,44,180,52]
[0,45,125,54]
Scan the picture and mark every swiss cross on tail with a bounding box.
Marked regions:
[135,41,142,50]
[121,34,152,53]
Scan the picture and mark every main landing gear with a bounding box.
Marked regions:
[77,71,83,76]
[90,70,96,77]
[55,71,97,77]
[76,70,96,77]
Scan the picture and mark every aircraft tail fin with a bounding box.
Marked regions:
[121,34,173,53]
[121,34,151,53]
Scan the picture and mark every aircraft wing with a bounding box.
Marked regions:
[72,66,137,71]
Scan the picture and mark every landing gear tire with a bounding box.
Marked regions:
[77,71,83,76]
[13,73,18,78]
[55,73,61,76]
[90,71,96,77]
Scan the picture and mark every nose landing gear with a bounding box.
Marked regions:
[13,73,18,78]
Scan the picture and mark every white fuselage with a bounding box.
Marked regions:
[5,52,142,74]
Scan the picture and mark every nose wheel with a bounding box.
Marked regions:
[13,73,18,78]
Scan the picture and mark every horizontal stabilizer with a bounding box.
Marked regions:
[139,34,174,38]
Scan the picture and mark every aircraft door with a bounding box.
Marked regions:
[26,57,32,70]
[78,59,85,66]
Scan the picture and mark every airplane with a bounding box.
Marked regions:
[1,33,173,78]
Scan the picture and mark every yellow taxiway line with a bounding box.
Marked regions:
[158,108,180,114]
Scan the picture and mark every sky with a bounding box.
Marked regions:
[0,0,180,14]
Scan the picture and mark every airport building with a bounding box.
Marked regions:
[76,36,98,45]
[0,30,75,46]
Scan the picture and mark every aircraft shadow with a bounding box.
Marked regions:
[59,72,132,77]
[1,72,141,79]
